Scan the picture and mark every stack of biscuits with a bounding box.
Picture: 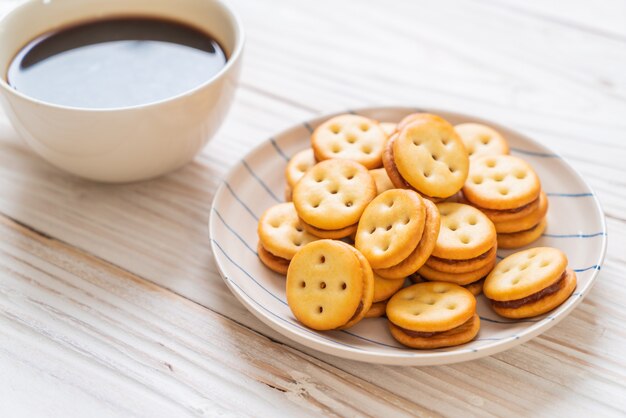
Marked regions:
[354,189,440,280]
[462,155,547,249]
[254,110,575,351]
[416,202,497,296]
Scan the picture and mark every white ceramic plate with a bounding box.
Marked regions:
[209,107,607,366]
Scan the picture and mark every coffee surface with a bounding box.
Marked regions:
[7,17,227,109]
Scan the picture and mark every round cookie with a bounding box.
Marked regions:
[258,203,319,260]
[373,273,405,302]
[380,122,397,138]
[285,148,316,188]
[396,113,449,132]
[410,274,484,295]
[286,240,373,330]
[341,245,376,328]
[293,159,376,231]
[355,189,426,269]
[463,155,541,210]
[484,247,567,301]
[312,114,386,169]
[491,270,577,318]
[426,244,497,274]
[370,168,395,195]
[300,221,358,239]
[257,243,290,275]
[393,118,469,198]
[365,301,388,318]
[389,313,480,349]
[432,203,497,260]
[417,258,496,285]
[477,194,541,224]
[497,217,547,249]
[494,191,548,233]
[455,123,509,159]
[386,282,476,332]
[375,199,440,279]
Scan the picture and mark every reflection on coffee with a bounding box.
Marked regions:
[6,17,227,109]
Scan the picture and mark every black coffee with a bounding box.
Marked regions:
[6,17,227,109]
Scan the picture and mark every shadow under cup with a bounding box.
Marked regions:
[0,0,244,182]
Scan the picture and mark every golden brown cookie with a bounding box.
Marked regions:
[370,168,395,195]
[365,301,388,318]
[410,274,484,295]
[425,244,497,274]
[284,184,292,202]
[418,258,496,285]
[373,273,405,302]
[494,191,548,233]
[497,217,546,249]
[285,148,316,188]
[293,159,376,235]
[463,155,541,210]
[396,113,449,132]
[386,282,479,348]
[477,194,541,224]
[386,282,476,331]
[374,198,440,279]
[389,313,480,349]
[455,123,509,159]
[393,118,469,198]
[432,203,496,260]
[257,243,290,275]
[484,247,575,318]
[355,189,426,269]
[312,114,386,169]
[300,220,358,239]
[380,122,397,138]
[286,240,374,330]
[258,203,319,260]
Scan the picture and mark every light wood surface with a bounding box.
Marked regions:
[1,0,625,416]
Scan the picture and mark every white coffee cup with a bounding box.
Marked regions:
[0,0,244,182]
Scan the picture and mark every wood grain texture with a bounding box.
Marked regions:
[1,0,625,416]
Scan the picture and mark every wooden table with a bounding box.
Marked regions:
[1,0,625,416]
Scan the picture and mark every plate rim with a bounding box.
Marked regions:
[208,106,607,366]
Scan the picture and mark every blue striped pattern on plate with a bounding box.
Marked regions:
[209,107,607,365]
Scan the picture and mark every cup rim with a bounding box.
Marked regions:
[0,0,245,113]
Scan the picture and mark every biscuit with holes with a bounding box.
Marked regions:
[396,113,449,132]
[392,118,469,199]
[494,191,548,233]
[355,189,426,269]
[258,203,319,260]
[365,301,388,318]
[375,199,440,279]
[476,194,541,224]
[293,159,376,237]
[312,114,386,169]
[380,122,397,138]
[257,243,290,275]
[455,123,509,159]
[386,282,479,348]
[426,244,497,274]
[409,274,483,296]
[418,257,496,285]
[373,272,405,302]
[285,184,292,202]
[382,132,446,202]
[286,148,316,188]
[432,203,496,260]
[286,240,374,330]
[484,247,575,318]
[463,155,540,210]
[370,168,395,195]
[497,217,547,249]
